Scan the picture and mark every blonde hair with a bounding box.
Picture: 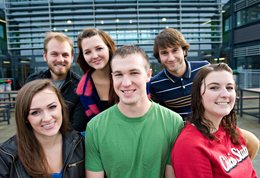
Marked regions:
[44,32,74,55]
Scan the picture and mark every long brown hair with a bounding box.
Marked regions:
[76,28,117,104]
[191,63,239,144]
[15,79,70,177]
[76,28,116,73]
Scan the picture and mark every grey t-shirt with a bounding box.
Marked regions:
[52,80,65,89]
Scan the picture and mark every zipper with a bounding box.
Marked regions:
[63,136,83,175]
[68,160,84,167]
[0,148,21,178]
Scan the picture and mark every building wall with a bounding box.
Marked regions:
[223,0,260,70]
[4,0,222,84]
[0,8,10,79]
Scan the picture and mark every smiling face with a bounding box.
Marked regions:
[201,71,236,125]
[44,39,73,80]
[28,88,62,140]
[81,35,110,71]
[111,53,152,108]
[158,46,186,77]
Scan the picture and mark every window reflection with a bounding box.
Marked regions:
[236,4,260,27]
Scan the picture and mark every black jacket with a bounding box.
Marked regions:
[26,69,87,131]
[0,131,85,178]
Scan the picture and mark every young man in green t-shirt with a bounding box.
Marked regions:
[85,45,184,178]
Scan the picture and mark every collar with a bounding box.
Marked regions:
[45,69,72,82]
[164,59,191,83]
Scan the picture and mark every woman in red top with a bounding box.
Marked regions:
[171,63,258,178]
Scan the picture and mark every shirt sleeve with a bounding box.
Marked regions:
[171,128,214,178]
[167,113,184,165]
[85,125,104,172]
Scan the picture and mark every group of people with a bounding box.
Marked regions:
[0,27,259,178]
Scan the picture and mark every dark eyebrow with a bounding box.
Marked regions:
[207,82,219,86]
[112,70,121,74]
[47,102,57,106]
[207,82,235,86]
[159,49,167,52]
[30,102,57,111]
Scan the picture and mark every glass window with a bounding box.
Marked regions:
[236,4,260,27]
[224,16,231,32]
[0,25,4,39]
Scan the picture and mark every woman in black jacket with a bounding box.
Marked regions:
[0,79,85,178]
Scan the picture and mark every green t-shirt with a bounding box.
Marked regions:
[85,102,184,178]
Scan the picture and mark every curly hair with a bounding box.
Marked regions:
[191,63,240,145]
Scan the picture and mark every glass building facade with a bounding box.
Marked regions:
[222,0,260,70]
[3,0,222,87]
[222,0,260,88]
[0,8,9,78]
